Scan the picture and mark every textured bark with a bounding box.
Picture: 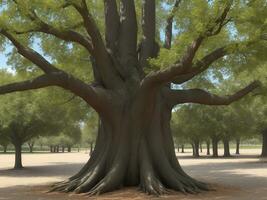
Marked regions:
[235,138,240,155]
[261,130,267,157]
[51,94,209,195]
[14,143,23,169]
[223,138,231,157]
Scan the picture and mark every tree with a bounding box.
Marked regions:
[0,91,65,169]
[27,139,35,153]
[0,0,266,195]
[81,111,98,155]
[0,127,9,153]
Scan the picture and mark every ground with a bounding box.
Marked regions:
[0,148,267,200]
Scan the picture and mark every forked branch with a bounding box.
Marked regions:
[0,29,59,74]
[168,81,260,107]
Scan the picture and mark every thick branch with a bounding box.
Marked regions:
[118,0,138,70]
[139,0,156,69]
[173,46,227,84]
[0,72,107,114]
[10,2,94,55]
[71,0,123,88]
[168,81,260,107]
[164,0,182,49]
[0,29,59,74]
[0,74,61,95]
[144,2,233,87]
[104,0,120,53]
[14,23,94,55]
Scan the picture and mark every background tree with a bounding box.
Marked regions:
[0,127,9,153]
[0,0,266,195]
[81,111,98,155]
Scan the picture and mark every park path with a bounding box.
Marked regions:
[0,149,267,200]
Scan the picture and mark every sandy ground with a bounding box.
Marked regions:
[1,148,267,200]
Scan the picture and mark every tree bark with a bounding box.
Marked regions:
[68,146,71,152]
[62,146,65,153]
[261,130,267,157]
[223,138,231,157]
[236,138,240,155]
[14,143,23,169]
[200,143,203,153]
[211,137,219,157]
[51,95,209,195]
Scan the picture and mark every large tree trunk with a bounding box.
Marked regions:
[261,130,267,157]
[52,96,208,195]
[211,137,219,157]
[223,138,231,157]
[235,138,240,155]
[14,143,23,169]
[67,146,71,152]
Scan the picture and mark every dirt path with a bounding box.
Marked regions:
[1,149,267,200]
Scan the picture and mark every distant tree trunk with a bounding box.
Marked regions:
[200,143,202,153]
[177,145,180,152]
[67,146,71,152]
[193,140,200,157]
[235,138,240,155]
[181,144,185,153]
[223,138,231,157]
[191,143,195,156]
[56,145,59,153]
[62,146,65,153]
[27,142,34,153]
[261,129,267,157]
[211,137,219,157]
[89,142,94,156]
[206,141,210,155]
[14,143,23,169]
[50,146,53,153]
[2,145,7,153]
